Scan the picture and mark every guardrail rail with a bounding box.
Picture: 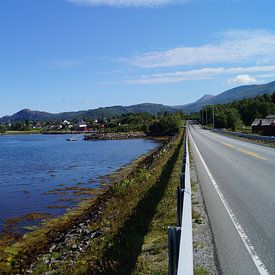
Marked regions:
[168,125,193,275]
[213,129,275,144]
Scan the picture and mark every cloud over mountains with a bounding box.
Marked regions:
[109,30,275,85]
[68,0,181,7]
[123,30,275,68]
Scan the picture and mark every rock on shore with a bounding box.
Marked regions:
[83,131,147,140]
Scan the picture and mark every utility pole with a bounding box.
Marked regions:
[205,107,208,126]
[212,105,215,129]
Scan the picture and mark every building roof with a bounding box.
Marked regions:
[251,118,275,126]
[76,120,87,127]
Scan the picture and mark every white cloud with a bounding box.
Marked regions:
[68,0,180,7]
[122,30,275,68]
[109,65,275,84]
[228,75,258,85]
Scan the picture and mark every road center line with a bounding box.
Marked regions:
[221,142,235,148]
[188,127,269,275]
[237,148,267,161]
[221,141,266,161]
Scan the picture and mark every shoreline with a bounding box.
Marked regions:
[0,138,163,233]
[0,131,42,135]
[0,136,172,272]
[0,131,168,144]
[83,131,146,140]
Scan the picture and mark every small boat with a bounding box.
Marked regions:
[66,138,78,141]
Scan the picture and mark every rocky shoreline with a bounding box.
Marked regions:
[83,131,147,140]
[24,136,178,273]
[4,135,177,274]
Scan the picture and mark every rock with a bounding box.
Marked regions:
[84,132,146,141]
[44,258,50,264]
[49,244,56,253]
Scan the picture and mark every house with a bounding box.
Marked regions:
[251,114,275,136]
[76,120,87,131]
[50,124,63,131]
[32,122,42,129]
[62,120,70,126]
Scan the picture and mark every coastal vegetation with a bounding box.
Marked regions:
[0,119,183,273]
[0,111,183,136]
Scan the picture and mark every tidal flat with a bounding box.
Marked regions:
[0,134,160,236]
[0,131,179,274]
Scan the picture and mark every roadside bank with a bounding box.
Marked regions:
[0,132,182,274]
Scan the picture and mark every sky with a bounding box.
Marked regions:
[1,0,275,116]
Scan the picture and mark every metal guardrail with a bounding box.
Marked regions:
[168,126,193,275]
[213,129,275,143]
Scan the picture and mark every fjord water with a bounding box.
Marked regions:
[0,134,159,232]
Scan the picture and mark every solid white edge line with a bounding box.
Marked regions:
[188,126,269,275]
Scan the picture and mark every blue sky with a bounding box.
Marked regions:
[1,0,275,116]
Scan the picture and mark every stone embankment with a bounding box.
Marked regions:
[23,135,177,273]
[83,131,147,140]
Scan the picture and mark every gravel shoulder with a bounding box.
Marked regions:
[190,152,219,275]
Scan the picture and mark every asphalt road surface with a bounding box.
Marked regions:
[188,123,275,275]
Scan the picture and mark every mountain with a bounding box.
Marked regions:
[0,103,178,123]
[178,81,275,113]
[1,81,275,122]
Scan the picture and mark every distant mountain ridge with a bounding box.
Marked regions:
[178,81,275,113]
[1,81,275,122]
[0,103,178,123]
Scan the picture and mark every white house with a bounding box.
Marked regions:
[76,120,87,130]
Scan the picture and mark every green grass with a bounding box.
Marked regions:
[0,141,159,273]
[70,131,184,274]
[194,266,209,275]
[1,130,184,274]
[132,132,184,274]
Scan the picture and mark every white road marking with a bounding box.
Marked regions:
[188,126,269,275]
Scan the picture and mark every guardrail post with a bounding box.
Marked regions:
[168,226,181,275]
[182,163,186,174]
[177,187,185,226]
[180,173,185,190]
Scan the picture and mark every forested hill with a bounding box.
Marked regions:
[178,81,275,113]
[0,103,178,123]
[201,92,275,130]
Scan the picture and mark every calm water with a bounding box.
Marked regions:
[0,134,159,232]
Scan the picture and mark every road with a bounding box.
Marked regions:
[188,123,275,275]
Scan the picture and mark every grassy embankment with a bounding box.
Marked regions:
[132,133,184,274]
[65,129,184,274]
[0,130,184,274]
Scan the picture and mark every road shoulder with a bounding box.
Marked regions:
[190,150,219,275]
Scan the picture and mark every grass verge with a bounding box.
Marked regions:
[132,131,184,274]
[1,131,183,274]
[0,140,162,273]
[67,129,184,274]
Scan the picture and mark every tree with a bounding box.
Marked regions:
[0,124,6,133]
[148,112,182,135]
